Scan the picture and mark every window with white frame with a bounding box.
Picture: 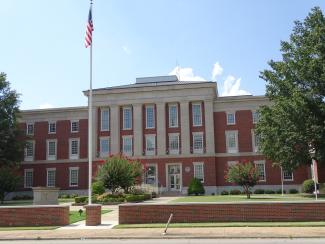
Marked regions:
[26,123,34,135]
[123,106,132,130]
[193,162,204,183]
[252,130,260,152]
[145,134,156,155]
[69,139,79,159]
[225,130,238,153]
[168,104,178,128]
[24,169,33,188]
[227,112,236,125]
[144,164,157,185]
[227,161,239,167]
[25,140,34,161]
[100,137,110,158]
[168,133,179,154]
[101,108,109,131]
[48,121,56,134]
[283,170,293,181]
[193,132,204,153]
[69,167,79,187]
[47,168,56,187]
[122,136,133,156]
[192,103,202,126]
[146,105,155,129]
[71,120,79,133]
[47,140,57,160]
[254,160,266,181]
[252,111,260,124]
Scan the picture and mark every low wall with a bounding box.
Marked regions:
[119,202,325,224]
[0,205,69,227]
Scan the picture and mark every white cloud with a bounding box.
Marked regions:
[169,66,206,81]
[212,62,223,80]
[122,45,131,55]
[221,75,251,96]
[39,103,54,109]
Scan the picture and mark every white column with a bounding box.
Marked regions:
[92,107,97,158]
[204,100,215,154]
[133,104,143,156]
[156,102,166,155]
[180,101,190,154]
[110,105,120,154]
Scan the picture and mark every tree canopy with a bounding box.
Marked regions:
[256,7,325,170]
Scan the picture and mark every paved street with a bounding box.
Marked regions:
[1,239,325,244]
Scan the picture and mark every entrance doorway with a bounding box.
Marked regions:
[167,164,181,191]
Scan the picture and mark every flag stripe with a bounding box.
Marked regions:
[85,6,93,48]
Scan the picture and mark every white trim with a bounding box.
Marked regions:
[122,135,133,156]
[168,103,178,128]
[192,132,204,154]
[69,167,79,187]
[70,120,79,133]
[283,170,294,182]
[48,121,56,134]
[254,160,266,182]
[24,140,35,161]
[165,163,182,192]
[252,110,259,124]
[99,136,110,158]
[192,102,202,127]
[251,129,259,153]
[46,168,56,187]
[24,169,34,188]
[193,162,204,183]
[26,122,34,135]
[225,130,238,153]
[145,105,155,129]
[145,134,156,156]
[69,138,80,160]
[100,108,110,131]
[122,106,132,130]
[226,112,236,125]
[168,133,180,155]
[46,139,57,161]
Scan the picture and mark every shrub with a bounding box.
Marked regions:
[230,189,241,195]
[254,189,265,194]
[143,193,152,201]
[276,189,286,194]
[125,194,145,202]
[187,178,205,196]
[289,189,299,194]
[59,194,70,199]
[220,190,229,195]
[75,196,88,204]
[12,195,33,200]
[71,193,78,198]
[151,192,157,198]
[97,193,125,203]
[92,181,105,195]
[303,179,315,193]
[264,190,275,194]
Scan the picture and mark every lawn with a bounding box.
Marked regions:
[69,209,111,224]
[0,198,75,206]
[170,194,324,203]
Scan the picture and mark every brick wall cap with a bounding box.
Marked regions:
[84,204,102,208]
[32,187,60,191]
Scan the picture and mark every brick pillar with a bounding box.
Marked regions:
[84,204,102,226]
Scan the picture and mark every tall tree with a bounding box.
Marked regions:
[256,7,325,170]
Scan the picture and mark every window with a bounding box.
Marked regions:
[69,167,79,187]
[227,112,236,125]
[24,169,33,188]
[144,164,157,185]
[122,136,133,156]
[48,122,56,134]
[252,130,260,153]
[192,103,202,126]
[227,161,239,167]
[47,140,57,160]
[283,170,293,181]
[69,139,79,159]
[145,135,156,156]
[25,140,34,161]
[193,162,204,183]
[168,104,178,128]
[101,108,109,131]
[100,137,110,158]
[254,160,266,181]
[123,106,132,130]
[146,105,155,129]
[168,133,179,154]
[47,168,56,187]
[71,120,79,133]
[26,123,34,135]
[225,130,238,153]
[252,111,260,124]
[193,132,204,154]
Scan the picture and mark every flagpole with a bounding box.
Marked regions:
[88,0,93,205]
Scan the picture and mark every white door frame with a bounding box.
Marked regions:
[165,163,182,192]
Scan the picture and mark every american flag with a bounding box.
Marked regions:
[85,6,93,48]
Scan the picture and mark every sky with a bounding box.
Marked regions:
[0,0,324,110]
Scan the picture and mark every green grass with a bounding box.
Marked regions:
[170,194,325,203]
[0,198,75,206]
[0,226,58,231]
[115,221,325,229]
[69,209,111,224]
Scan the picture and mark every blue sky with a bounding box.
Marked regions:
[1,0,324,110]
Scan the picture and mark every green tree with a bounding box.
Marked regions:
[256,7,325,170]
[97,155,142,194]
[0,166,21,203]
[226,161,259,199]
[187,178,205,196]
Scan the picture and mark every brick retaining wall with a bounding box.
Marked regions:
[0,205,69,227]
[119,202,325,224]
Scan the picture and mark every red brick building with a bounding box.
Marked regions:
[17,75,313,196]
